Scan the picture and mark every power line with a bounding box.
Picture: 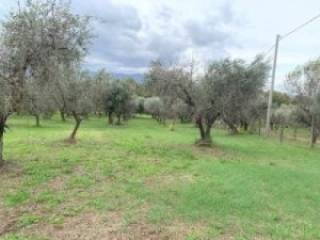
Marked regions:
[281,12,320,40]
[260,12,320,59]
[263,44,276,58]
[265,12,320,133]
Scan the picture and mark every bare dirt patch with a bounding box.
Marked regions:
[46,175,69,191]
[0,212,19,236]
[17,211,202,240]
[191,145,224,157]
[0,161,23,178]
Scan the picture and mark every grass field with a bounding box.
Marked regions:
[0,116,320,240]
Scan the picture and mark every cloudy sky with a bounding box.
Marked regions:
[0,0,320,89]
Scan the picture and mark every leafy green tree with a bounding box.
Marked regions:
[104,80,133,125]
[205,57,270,134]
[0,0,92,164]
[92,69,112,116]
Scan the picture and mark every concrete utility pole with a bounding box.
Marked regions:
[266,34,281,133]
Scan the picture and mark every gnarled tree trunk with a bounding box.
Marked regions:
[69,111,82,142]
[195,115,214,146]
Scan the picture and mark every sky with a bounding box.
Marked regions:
[0,0,320,90]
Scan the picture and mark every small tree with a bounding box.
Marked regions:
[92,69,111,116]
[63,66,94,142]
[104,80,133,125]
[144,97,166,124]
[133,96,145,114]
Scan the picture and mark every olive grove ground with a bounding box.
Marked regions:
[0,116,320,240]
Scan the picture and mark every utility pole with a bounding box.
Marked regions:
[266,34,281,133]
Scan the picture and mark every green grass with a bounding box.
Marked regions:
[0,115,320,239]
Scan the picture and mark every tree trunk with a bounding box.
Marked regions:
[116,114,121,125]
[196,116,205,139]
[169,119,177,131]
[310,115,317,148]
[195,115,212,146]
[240,121,249,131]
[60,110,66,122]
[0,117,6,168]
[310,124,318,148]
[69,112,82,142]
[311,130,318,148]
[279,127,284,143]
[293,127,298,141]
[0,132,4,168]
[227,122,239,135]
[35,114,40,127]
[258,119,262,136]
[243,122,249,131]
[270,122,274,131]
[108,112,113,125]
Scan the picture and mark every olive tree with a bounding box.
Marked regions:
[104,80,133,125]
[51,65,94,142]
[0,0,92,165]
[133,96,145,114]
[287,59,320,147]
[206,57,270,134]
[145,60,219,145]
[145,57,269,145]
[144,97,166,123]
[92,69,112,116]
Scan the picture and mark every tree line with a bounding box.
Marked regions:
[1,0,320,167]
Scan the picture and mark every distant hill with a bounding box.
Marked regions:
[82,69,145,82]
[112,73,144,82]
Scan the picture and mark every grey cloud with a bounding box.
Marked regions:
[73,0,149,71]
[147,32,189,62]
[185,20,231,47]
[185,2,237,49]
[72,0,238,74]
